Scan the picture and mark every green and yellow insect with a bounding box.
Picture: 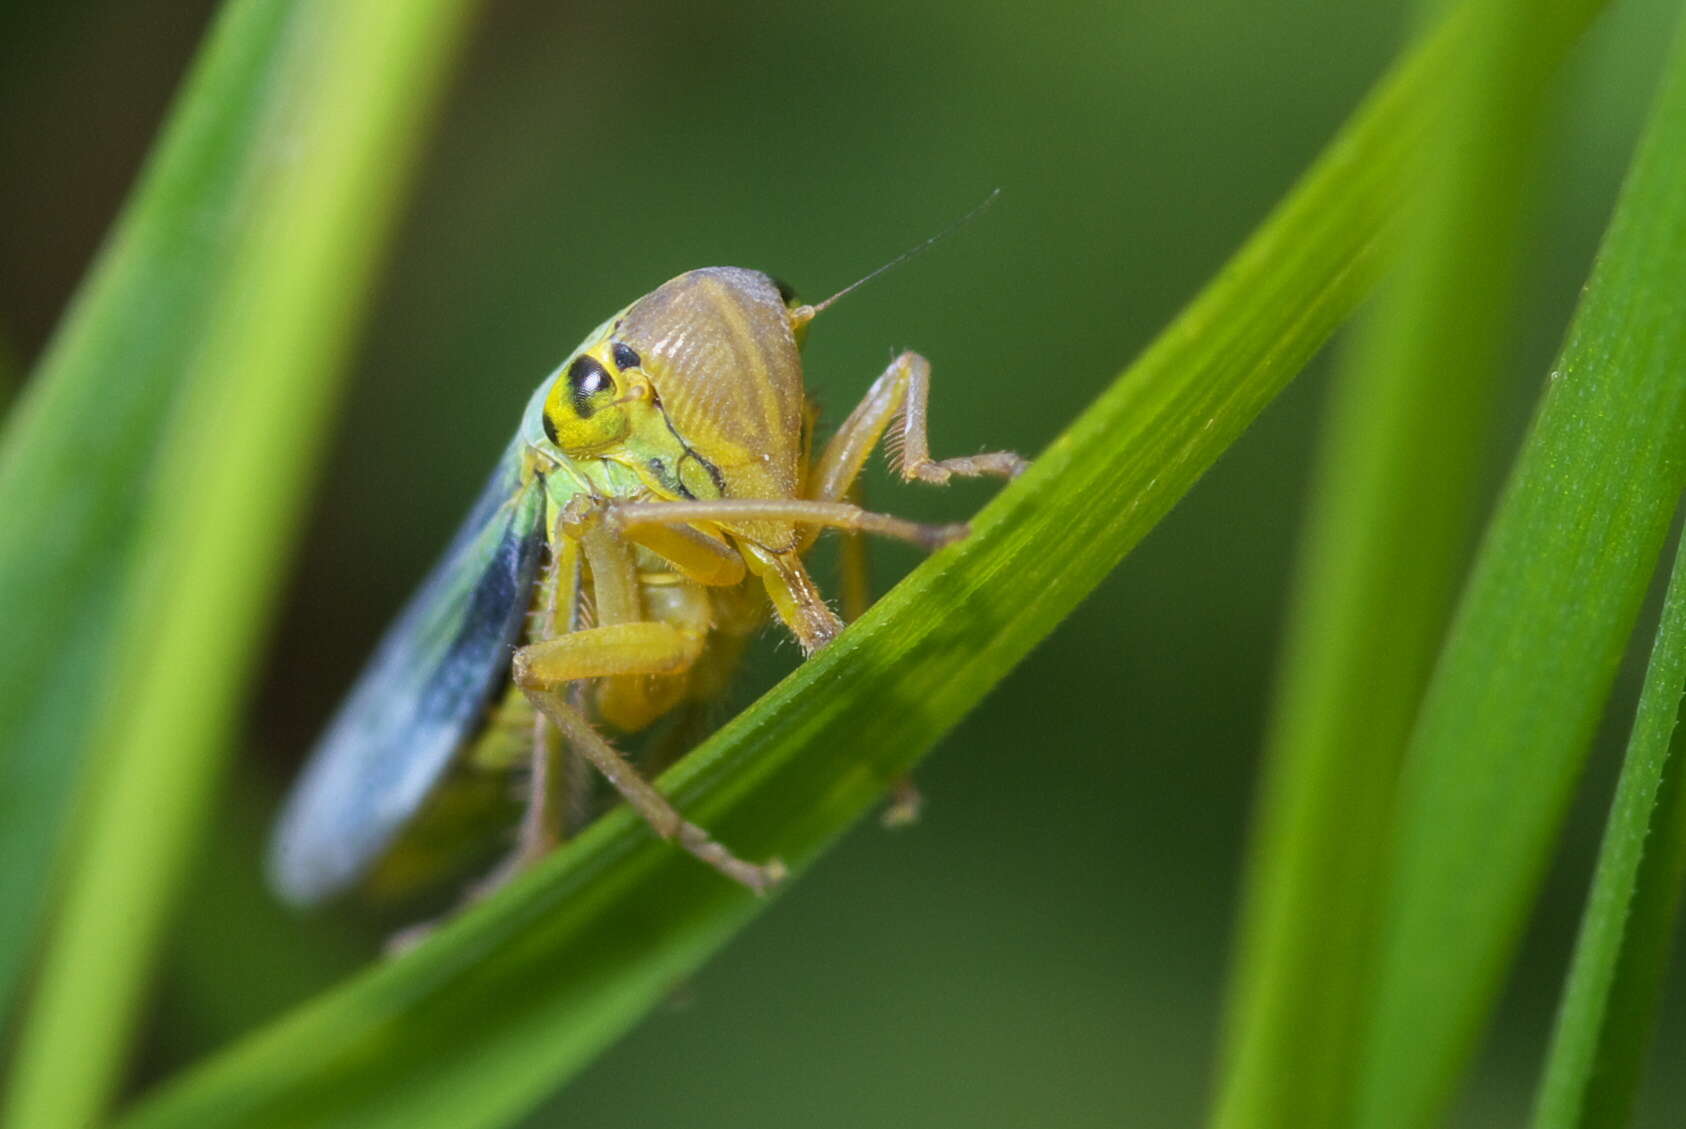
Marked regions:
[269,264,1024,907]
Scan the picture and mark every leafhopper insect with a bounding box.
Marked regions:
[269,264,1025,909]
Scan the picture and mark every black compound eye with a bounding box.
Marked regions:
[610,342,641,371]
[567,355,612,415]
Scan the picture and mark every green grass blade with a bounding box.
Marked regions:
[1529,518,1686,1126]
[0,3,478,1127]
[1208,0,1599,1126]
[107,10,1572,1129]
[1352,11,1686,1128]
[0,0,294,1019]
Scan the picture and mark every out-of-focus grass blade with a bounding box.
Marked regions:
[0,0,465,1022]
[1529,540,1686,1126]
[0,3,478,1128]
[0,328,15,413]
[1352,12,1686,1129]
[1207,0,1597,1125]
[0,2,292,1019]
[109,10,1585,1129]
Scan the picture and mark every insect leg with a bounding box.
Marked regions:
[607,498,967,550]
[741,543,845,654]
[513,623,785,893]
[597,497,944,653]
[829,480,922,827]
[555,542,596,839]
[893,351,1028,483]
[807,348,1037,822]
[465,718,562,900]
[808,349,1028,503]
[619,520,747,587]
[522,543,574,862]
[522,714,563,853]
[837,482,873,624]
[472,544,577,899]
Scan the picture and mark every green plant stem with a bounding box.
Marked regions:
[1529,519,1686,1128]
[1208,0,1595,1125]
[0,3,477,1128]
[106,10,1584,1129]
[1352,10,1686,1128]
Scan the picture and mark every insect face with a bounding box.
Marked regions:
[541,347,641,454]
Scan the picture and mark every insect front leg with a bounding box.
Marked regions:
[609,498,968,551]
[808,350,1028,503]
[513,623,786,893]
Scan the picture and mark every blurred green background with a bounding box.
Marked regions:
[3,1,1683,1125]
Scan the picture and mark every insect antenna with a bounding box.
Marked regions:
[790,188,1001,330]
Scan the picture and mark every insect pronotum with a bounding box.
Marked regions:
[269,262,1025,911]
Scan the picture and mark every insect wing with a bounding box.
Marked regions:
[269,442,546,906]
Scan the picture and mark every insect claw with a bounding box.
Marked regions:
[881,778,924,828]
[384,919,439,957]
[672,820,787,893]
[755,857,790,893]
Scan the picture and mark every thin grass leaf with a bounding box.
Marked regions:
[1208,0,1599,1125]
[1351,10,1686,1127]
[106,9,1576,1129]
[0,3,478,1127]
[1563,737,1686,1125]
[1530,525,1686,1127]
[0,0,297,1019]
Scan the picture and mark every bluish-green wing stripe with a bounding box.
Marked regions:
[268,440,545,905]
